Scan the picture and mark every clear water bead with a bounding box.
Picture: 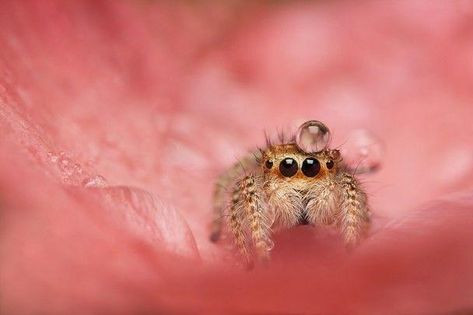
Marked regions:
[82,175,108,188]
[296,120,331,153]
[343,129,383,174]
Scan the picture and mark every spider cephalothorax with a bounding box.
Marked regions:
[210,121,371,264]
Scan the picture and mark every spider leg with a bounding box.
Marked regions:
[305,178,339,225]
[338,172,370,246]
[240,174,272,261]
[229,183,252,264]
[210,152,260,242]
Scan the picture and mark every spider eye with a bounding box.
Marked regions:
[302,158,320,177]
[326,160,334,169]
[279,158,298,177]
[265,160,273,169]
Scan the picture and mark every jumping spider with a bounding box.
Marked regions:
[210,120,371,264]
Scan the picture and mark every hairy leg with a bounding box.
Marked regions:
[228,182,251,264]
[210,152,259,242]
[240,175,272,261]
[266,183,302,229]
[338,173,370,246]
[305,178,339,226]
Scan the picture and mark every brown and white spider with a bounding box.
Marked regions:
[210,120,371,264]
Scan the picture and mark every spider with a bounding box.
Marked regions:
[210,120,371,264]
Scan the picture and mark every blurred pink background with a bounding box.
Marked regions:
[1,1,473,314]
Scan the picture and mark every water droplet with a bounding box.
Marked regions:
[48,152,59,163]
[49,151,89,184]
[58,155,75,177]
[73,163,83,175]
[343,129,383,174]
[296,120,331,153]
[82,175,108,188]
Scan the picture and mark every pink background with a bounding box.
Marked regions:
[1,1,473,314]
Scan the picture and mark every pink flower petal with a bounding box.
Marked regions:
[1,1,473,314]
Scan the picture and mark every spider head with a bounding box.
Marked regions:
[262,143,341,187]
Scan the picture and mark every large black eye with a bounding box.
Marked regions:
[302,158,320,177]
[279,158,298,177]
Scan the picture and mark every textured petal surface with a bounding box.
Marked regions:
[1,1,473,314]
